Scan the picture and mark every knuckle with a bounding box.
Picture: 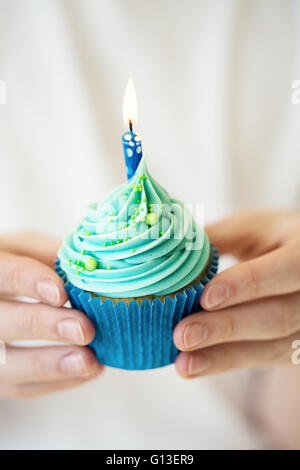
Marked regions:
[220,347,236,371]
[6,261,20,293]
[221,313,236,340]
[22,309,43,339]
[224,278,238,299]
[277,300,298,337]
[244,264,260,296]
[30,353,50,381]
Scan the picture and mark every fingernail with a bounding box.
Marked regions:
[37,279,60,306]
[58,319,84,344]
[60,353,88,375]
[188,354,210,376]
[204,283,229,309]
[184,324,208,348]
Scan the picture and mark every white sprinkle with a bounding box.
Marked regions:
[129,141,134,147]
[137,146,142,154]
[127,148,133,157]
[124,134,132,141]
[134,135,141,142]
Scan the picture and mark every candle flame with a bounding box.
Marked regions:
[123,79,138,128]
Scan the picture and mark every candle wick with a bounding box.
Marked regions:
[129,119,133,133]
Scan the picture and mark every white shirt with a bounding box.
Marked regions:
[0,0,299,449]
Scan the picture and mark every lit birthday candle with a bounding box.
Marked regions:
[122,79,143,179]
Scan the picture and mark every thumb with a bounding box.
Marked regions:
[206,212,271,258]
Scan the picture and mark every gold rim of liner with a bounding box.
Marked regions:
[87,253,213,306]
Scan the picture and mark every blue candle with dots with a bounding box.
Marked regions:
[122,79,143,179]
[122,129,143,179]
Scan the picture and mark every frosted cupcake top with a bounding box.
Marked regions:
[58,158,210,297]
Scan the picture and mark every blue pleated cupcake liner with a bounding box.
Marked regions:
[55,245,218,370]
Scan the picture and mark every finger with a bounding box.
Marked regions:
[2,374,103,399]
[175,333,298,378]
[200,243,300,310]
[0,300,95,344]
[206,212,279,258]
[0,251,67,306]
[174,293,300,351]
[0,346,103,384]
[0,232,61,268]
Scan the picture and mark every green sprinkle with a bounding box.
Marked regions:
[134,188,139,192]
[84,257,98,271]
[77,271,81,275]
[81,250,85,255]
[110,212,114,216]
[124,196,128,200]
[85,232,91,236]
[143,176,147,180]
[107,266,111,270]
[130,249,135,253]
[109,218,113,222]
[111,241,115,245]
[104,242,107,247]
[116,240,121,244]
[68,258,71,262]
[130,183,134,188]
[160,231,164,236]
[141,217,145,222]
[143,197,147,202]
[139,175,143,180]
[147,213,159,226]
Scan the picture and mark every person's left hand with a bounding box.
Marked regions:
[173,211,300,378]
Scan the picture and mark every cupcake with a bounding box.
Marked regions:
[56,158,218,370]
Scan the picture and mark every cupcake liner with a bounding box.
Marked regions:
[55,245,219,370]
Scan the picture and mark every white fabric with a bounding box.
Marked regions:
[0,0,299,449]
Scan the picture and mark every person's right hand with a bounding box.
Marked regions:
[0,232,103,399]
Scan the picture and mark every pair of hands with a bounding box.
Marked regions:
[0,211,299,398]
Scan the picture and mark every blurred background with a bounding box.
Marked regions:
[0,0,299,450]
